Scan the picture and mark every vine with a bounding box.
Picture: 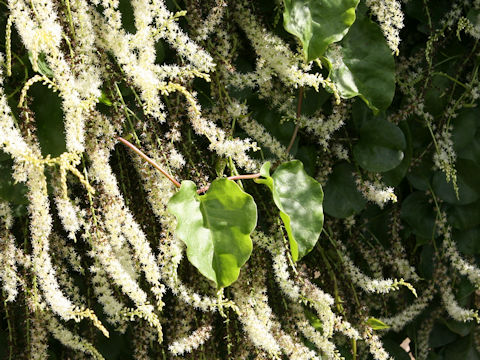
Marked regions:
[0,0,480,359]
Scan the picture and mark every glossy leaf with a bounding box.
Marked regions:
[448,200,480,230]
[256,160,324,262]
[401,192,436,239]
[444,334,480,360]
[323,162,366,218]
[283,0,359,61]
[454,227,480,255]
[429,322,458,348]
[452,109,480,165]
[167,179,257,288]
[442,318,474,337]
[383,121,413,186]
[407,157,434,191]
[353,117,406,172]
[382,339,411,360]
[433,171,478,205]
[433,159,480,205]
[325,8,395,113]
[366,317,390,330]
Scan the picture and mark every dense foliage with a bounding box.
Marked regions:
[0,0,480,359]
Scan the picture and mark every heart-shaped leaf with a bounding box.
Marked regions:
[353,117,406,172]
[452,109,480,165]
[323,162,366,218]
[325,8,395,113]
[256,160,324,262]
[383,121,413,186]
[400,192,436,239]
[283,0,359,61]
[167,179,257,288]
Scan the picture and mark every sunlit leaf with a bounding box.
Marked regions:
[167,179,257,288]
[366,317,390,330]
[325,7,395,113]
[256,160,324,262]
[283,0,359,61]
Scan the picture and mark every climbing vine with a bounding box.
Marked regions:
[1,0,480,359]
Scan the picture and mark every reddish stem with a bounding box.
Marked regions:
[117,136,181,188]
[286,86,304,154]
[197,173,261,194]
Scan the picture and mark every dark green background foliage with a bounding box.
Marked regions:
[1,0,480,359]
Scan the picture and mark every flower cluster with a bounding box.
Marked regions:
[2,0,479,359]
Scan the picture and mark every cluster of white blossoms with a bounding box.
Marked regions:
[335,241,415,295]
[433,125,458,191]
[227,100,290,162]
[3,0,477,358]
[0,202,19,302]
[356,177,397,207]
[363,328,392,360]
[439,272,480,323]
[366,0,405,55]
[253,231,363,359]
[168,323,213,356]
[233,0,333,92]
[232,266,281,356]
[380,286,435,332]
[437,212,480,289]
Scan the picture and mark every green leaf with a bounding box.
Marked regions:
[325,8,395,113]
[444,334,480,360]
[433,159,480,205]
[256,160,324,262]
[400,192,436,239]
[452,109,480,165]
[98,91,113,106]
[167,179,257,288]
[283,0,359,61]
[304,307,323,331]
[441,318,474,337]
[429,322,458,348]
[448,200,480,230]
[0,151,28,206]
[353,117,406,172]
[366,317,390,330]
[432,170,479,206]
[323,162,366,218]
[30,83,66,157]
[383,121,413,186]
[382,339,411,360]
[407,157,434,191]
[419,244,434,279]
[454,227,480,255]
[28,52,54,78]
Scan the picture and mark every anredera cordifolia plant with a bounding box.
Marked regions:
[1,0,480,359]
[119,136,324,287]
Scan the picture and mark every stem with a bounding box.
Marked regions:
[3,297,13,360]
[286,86,304,154]
[352,338,357,360]
[197,173,261,194]
[117,136,181,188]
[227,173,261,181]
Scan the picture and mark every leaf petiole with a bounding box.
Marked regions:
[117,136,181,188]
